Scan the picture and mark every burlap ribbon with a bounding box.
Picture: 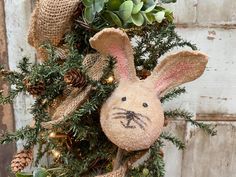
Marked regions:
[28,0,80,60]
[41,54,109,129]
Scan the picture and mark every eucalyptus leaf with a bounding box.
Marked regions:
[132,2,143,14]
[144,4,156,13]
[143,0,156,8]
[107,0,124,11]
[93,0,105,13]
[154,6,165,11]
[131,13,144,26]
[161,0,177,3]
[82,0,93,7]
[132,0,141,4]
[154,11,165,23]
[84,6,95,23]
[16,172,33,177]
[164,9,174,22]
[142,12,155,24]
[33,167,49,177]
[119,0,134,21]
[108,11,123,27]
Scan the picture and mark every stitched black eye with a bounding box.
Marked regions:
[121,97,126,101]
[143,103,148,108]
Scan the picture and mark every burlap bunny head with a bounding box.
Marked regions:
[90,28,208,151]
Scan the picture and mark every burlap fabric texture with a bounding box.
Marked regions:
[28,0,80,60]
[95,166,127,177]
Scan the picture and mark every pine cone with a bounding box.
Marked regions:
[11,149,33,173]
[137,69,151,80]
[23,79,45,96]
[64,69,86,88]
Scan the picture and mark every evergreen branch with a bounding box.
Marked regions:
[149,140,166,177]
[164,109,217,136]
[127,140,165,177]
[17,57,31,74]
[0,126,36,146]
[67,84,115,125]
[160,132,185,150]
[35,140,50,166]
[160,87,186,103]
[0,89,21,104]
[0,70,26,104]
[132,23,197,71]
[98,56,116,82]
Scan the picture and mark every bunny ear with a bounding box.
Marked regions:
[89,28,137,81]
[146,51,208,97]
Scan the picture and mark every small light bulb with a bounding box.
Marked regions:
[52,149,61,158]
[106,76,114,84]
[49,132,56,138]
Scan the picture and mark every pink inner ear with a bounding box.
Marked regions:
[155,62,194,95]
[109,43,130,80]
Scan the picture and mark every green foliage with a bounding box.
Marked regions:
[33,168,49,177]
[16,172,33,177]
[82,0,174,28]
[0,57,31,104]
[16,168,49,177]
[0,126,36,148]
[164,109,217,136]
[130,23,197,70]
[161,0,177,3]
[127,140,165,177]
[160,87,186,103]
[160,132,185,150]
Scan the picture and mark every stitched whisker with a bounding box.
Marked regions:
[135,113,151,121]
[112,116,127,120]
[132,119,145,130]
[133,115,147,126]
[112,112,127,116]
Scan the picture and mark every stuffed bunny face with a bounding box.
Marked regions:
[101,80,164,151]
[90,28,208,151]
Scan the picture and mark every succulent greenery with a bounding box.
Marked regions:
[82,0,174,27]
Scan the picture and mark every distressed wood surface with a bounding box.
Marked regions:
[163,121,186,177]
[182,122,236,177]
[163,27,236,117]
[197,113,236,121]
[4,0,36,149]
[0,0,16,176]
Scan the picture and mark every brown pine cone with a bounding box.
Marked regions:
[64,69,86,88]
[137,69,151,80]
[11,149,33,173]
[23,79,45,96]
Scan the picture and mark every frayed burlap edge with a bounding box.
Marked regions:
[28,0,80,61]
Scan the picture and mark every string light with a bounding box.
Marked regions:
[49,132,67,138]
[52,149,61,158]
[49,132,56,138]
[105,75,114,84]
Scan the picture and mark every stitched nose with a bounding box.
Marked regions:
[126,111,135,117]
